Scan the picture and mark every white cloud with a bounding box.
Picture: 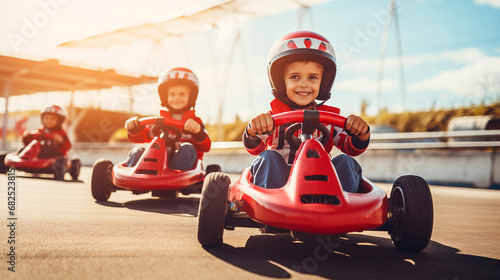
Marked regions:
[342,48,487,72]
[474,0,500,8]
[409,56,500,95]
[335,76,398,93]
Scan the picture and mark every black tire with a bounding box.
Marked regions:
[197,172,231,248]
[389,175,434,252]
[53,157,68,181]
[69,158,81,181]
[205,164,221,175]
[91,159,114,202]
[0,154,8,174]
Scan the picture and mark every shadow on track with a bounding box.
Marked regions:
[14,173,84,183]
[96,196,200,217]
[204,233,500,280]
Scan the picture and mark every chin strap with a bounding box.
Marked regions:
[316,99,327,108]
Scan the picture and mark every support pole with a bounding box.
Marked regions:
[377,1,393,114]
[2,79,12,151]
[392,1,406,111]
[377,0,405,113]
[216,29,241,141]
[67,89,76,144]
[129,86,134,115]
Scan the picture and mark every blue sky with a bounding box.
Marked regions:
[1,0,499,123]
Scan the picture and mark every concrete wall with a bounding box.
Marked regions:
[355,149,499,188]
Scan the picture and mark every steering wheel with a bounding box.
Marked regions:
[272,110,347,150]
[138,117,185,146]
[34,132,56,148]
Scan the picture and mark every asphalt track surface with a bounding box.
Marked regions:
[1,167,499,280]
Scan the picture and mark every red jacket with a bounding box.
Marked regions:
[23,128,72,155]
[243,99,369,164]
[127,109,211,159]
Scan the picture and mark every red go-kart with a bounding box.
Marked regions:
[91,117,220,202]
[197,110,434,252]
[0,132,81,180]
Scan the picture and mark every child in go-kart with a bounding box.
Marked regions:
[125,67,211,170]
[243,30,370,192]
[22,105,72,158]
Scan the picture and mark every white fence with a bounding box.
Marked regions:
[4,130,500,188]
[205,131,500,188]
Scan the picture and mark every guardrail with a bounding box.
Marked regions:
[209,130,500,150]
[3,130,499,188]
[5,130,498,151]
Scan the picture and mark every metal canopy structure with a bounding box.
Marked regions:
[58,0,332,48]
[0,54,156,95]
[56,0,332,140]
[0,54,157,149]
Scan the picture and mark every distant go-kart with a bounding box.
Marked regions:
[197,110,434,252]
[91,116,220,202]
[0,132,81,181]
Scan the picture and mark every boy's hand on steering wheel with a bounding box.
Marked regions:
[125,116,144,134]
[53,134,64,144]
[247,113,274,137]
[184,119,201,134]
[345,115,370,141]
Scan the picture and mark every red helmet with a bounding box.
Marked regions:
[157,67,199,111]
[267,30,337,107]
[41,105,66,128]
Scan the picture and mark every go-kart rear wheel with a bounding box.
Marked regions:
[0,154,8,174]
[389,175,433,252]
[69,158,81,181]
[53,157,68,181]
[205,164,221,175]
[91,159,114,202]
[197,172,230,248]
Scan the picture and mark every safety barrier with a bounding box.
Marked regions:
[4,130,499,188]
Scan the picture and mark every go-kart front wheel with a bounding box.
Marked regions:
[0,154,8,174]
[389,175,433,252]
[205,164,221,175]
[197,172,230,248]
[53,157,68,181]
[91,159,114,202]
[69,158,81,181]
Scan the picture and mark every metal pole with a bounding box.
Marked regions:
[67,89,76,143]
[128,86,134,114]
[392,2,406,111]
[216,29,241,141]
[377,0,394,114]
[2,79,12,151]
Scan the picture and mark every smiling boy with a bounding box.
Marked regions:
[125,67,211,170]
[243,31,370,192]
[22,105,71,158]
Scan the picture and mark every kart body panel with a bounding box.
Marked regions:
[4,140,70,173]
[229,138,388,235]
[112,136,205,191]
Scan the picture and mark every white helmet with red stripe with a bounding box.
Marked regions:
[158,67,199,111]
[41,105,66,128]
[267,30,337,107]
